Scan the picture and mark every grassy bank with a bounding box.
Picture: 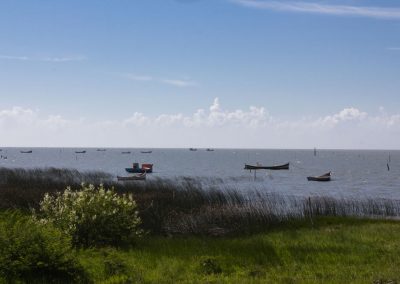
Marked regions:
[79,217,400,283]
[1,167,400,236]
[0,168,400,282]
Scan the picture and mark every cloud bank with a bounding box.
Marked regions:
[0,99,399,149]
[231,0,400,20]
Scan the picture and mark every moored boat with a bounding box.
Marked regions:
[189,148,197,151]
[141,151,152,154]
[75,150,86,154]
[20,150,33,154]
[307,172,331,182]
[121,151,131,154]
[244,163,289,170]
[117,172,146,181]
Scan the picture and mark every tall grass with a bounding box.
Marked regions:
[0,167,400,236]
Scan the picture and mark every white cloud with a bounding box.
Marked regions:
[123,112,151,127]
[0,100,400,149]
[161,78,197,87]
[314,107,367,127]
[231,0,400,20]
[41,56,87,62]
[0,55,86,62]
[122,73,197,87]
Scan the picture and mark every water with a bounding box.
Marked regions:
[0,148,399,199]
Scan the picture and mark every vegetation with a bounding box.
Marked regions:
[36,184,142,247]
[78,217,400,283]
[1,167,400,236]
[0,168,400,282]
[0,211,86,282]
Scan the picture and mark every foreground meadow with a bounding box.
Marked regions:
[78,217,400,283]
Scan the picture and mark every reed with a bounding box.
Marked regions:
[1,167,400,236]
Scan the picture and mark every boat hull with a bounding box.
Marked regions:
[307,172,331,182]
[125,168,152,173]
[117,173,146,181]
[244,163,289,170]
[307,176,331,182]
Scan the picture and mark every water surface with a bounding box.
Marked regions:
[0,148,398,199]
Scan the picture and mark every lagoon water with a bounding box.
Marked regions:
[0,148,399,200]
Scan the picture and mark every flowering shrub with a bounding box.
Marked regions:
[37,184,142,247]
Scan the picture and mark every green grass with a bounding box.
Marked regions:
[77,217,400,283]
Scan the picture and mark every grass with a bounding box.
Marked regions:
[77,217,400,283]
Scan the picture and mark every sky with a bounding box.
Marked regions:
[0,0,399,149]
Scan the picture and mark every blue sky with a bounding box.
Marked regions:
[0,0,400,148]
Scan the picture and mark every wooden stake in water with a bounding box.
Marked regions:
[314,147,317,157]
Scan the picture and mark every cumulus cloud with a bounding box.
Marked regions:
[313,107,367,128]
[0,100,399,148]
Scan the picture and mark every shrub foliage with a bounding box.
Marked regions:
[0,211,86,282]
[38,184,142,247]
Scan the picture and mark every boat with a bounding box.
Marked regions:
[117,172,146,181]
[20,150,33,154]
[307,172,331,182]
[141,151,152,154]
[206,148,214,152]
[244,163,289,170]
[125,163,153,173]
[189,148,197,151]
[75,150,86,154]
[96,149,106,151]
[121,151,131,154]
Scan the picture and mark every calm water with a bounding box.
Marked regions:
[0,148,399,199]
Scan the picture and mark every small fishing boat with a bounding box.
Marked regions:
[307,172,331,182]
[141,151,152,154]
[125,163,153,173]
[121,151,131,154]
[189,148,197,151]
[117,172,146,181]
[96,149,106,152]
[206,148,214,152]
[75,150,86,154]
[20,150,33,154]
[244,163,289,170]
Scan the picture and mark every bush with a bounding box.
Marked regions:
[0,211,86,282]
[37,184,142,247]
